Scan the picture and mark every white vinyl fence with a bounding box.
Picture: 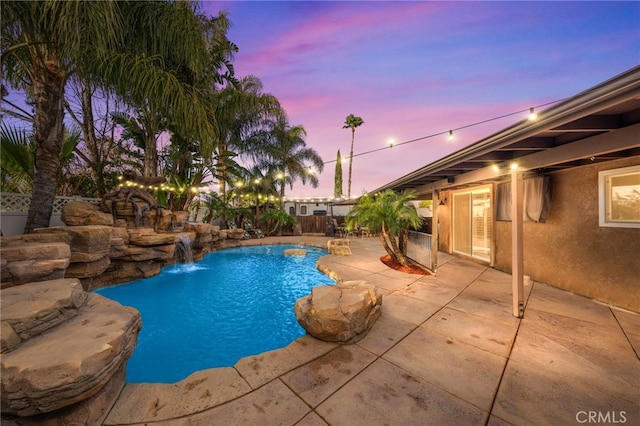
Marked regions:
[0,192,100,236]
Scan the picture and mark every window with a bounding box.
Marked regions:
[599,165,640,228]
[300,205,308,215]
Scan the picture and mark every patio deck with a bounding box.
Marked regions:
[104,236,639,425]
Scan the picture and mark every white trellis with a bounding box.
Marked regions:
[0,193,100,236]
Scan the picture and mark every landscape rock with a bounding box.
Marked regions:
[294,280,382,343]
[327,239,352,256]
[127,229,176,246]
[0,279,87,350]
[284,248,307,256]
[36,225,112,263]
[0,241,71,288]
[65,256,111,279]
[1,293,141,417]
[61,201,113,226]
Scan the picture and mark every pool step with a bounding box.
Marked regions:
[0,280,142,420]
[1,278,87,353]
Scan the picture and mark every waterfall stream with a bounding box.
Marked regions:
[175,235,194,264]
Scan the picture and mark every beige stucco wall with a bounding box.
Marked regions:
[492,156,640,312]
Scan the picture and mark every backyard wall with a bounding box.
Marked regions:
[493,155,640,313]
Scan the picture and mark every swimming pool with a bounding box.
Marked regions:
[95,244,334,384]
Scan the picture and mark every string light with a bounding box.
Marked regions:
[113,95,570,198]
[322,97,569,167]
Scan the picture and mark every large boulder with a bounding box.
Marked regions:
[34,226,113,282]
[327,239,352,256]
[1,290,141,417]
[1,279,87,352]
[61,201,114,226]
[284,248,307,256]
[294,280,382,343]
[0,239,71,288]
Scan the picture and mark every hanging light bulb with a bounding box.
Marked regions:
[448,130,454,141]
[388,138,395,148]
[528,107,538,121]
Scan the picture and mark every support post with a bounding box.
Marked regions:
[511,170,525,318]
[431,189,439,273]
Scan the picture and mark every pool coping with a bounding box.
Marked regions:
[103,237,341,424]
[102,235,640,425]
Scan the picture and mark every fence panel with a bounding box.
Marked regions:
[296,215,328,234]
[406,230,433,270]
[1,193,100,236]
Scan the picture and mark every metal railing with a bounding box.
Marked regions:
[406,230,433,270]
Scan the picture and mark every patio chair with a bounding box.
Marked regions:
[228,220,252,239]
[332,219,345,238]
[344,224,358,238]
[359,226,372,238]
[242,218,265,238]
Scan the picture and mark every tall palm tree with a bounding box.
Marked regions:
[2,1,216,232]
[346,189,422,267]
[334,149,343,198]
[212,75,280,200]
[342,113,364,199]
[259,114,324,208]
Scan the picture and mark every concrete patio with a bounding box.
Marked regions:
[103,236,639,425]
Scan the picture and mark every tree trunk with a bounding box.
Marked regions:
[25,63,66,233]
[378,231,397,261]
[399,228,408,255]
[347,129,354,199]
[143,113,158,177]
[217,144,227,201]
[79,84,107,195]
[279,180,285,209]
[385,225,409,267]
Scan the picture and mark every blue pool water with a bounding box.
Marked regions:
[95,244,334,384]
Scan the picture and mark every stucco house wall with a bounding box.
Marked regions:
[493,156,640,312]
[435,156,639,312]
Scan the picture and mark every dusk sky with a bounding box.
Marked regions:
[203,0,640,199]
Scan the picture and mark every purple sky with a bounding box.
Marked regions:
[203,0,640,199]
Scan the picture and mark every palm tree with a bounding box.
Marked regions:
[259,114,324,208]
[346,189,422,268]
[212,75,280,200]
[1,124,81,194]
[334,149,343,198]
[1,126,34,193]
[342,114,364,199]
[2,1,217,232]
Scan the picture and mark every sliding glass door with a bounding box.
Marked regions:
[452,186,492,261]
